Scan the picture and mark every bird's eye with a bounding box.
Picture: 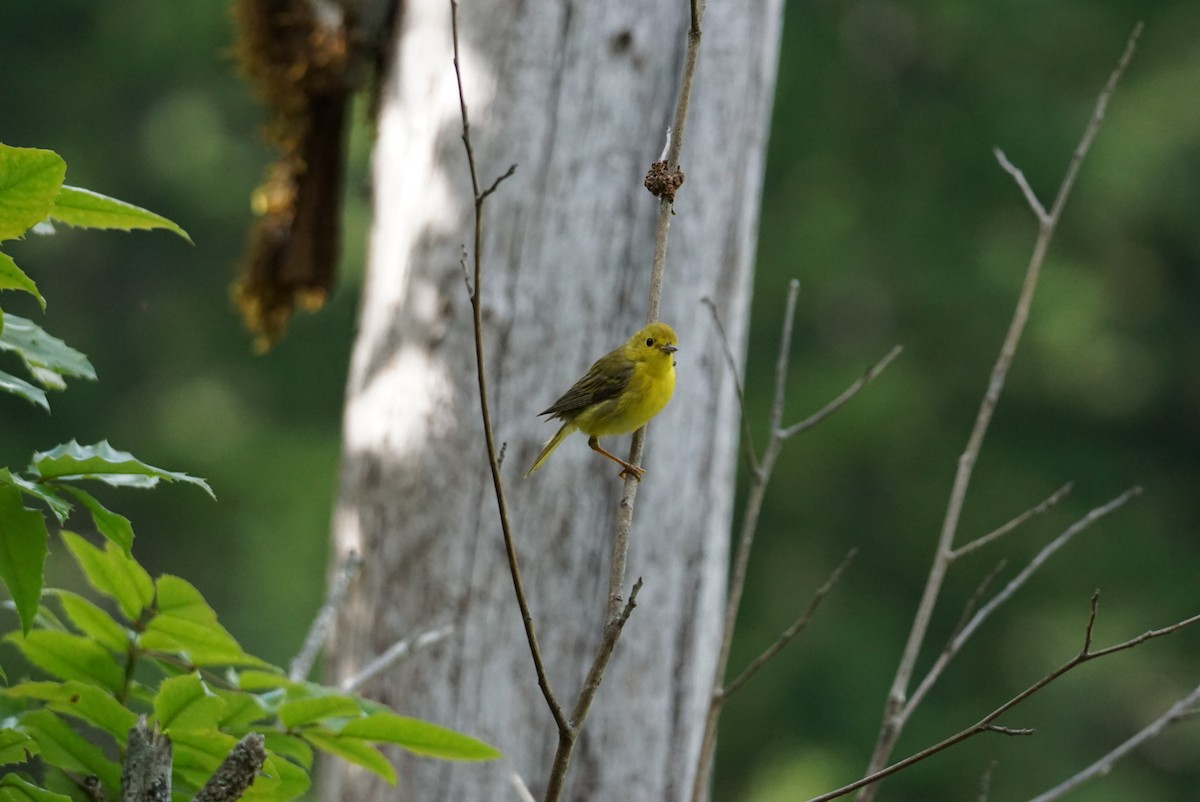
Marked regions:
[645,337,655,347]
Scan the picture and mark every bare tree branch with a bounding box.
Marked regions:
[856,24,1144,799]
[1025,683,1200,802]
[780,344,903,440]
[449,0,565,736]
[812,594,1199,802]
[340,625,455,692]
[290,550,361,681]
[951,483,1073,560]
[193,733,266,802]
[121,717,172,802]
[722,549,857,699]
[701,295,759,472]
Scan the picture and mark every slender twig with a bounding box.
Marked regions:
[449,0,564,734]
[951,483,1073,560]
[701,296,759,472]
[289,551,361,681]
[608,0,707,626]
[811,594,1199,801]
[947,559,1008,644]
[976,759,998,802]
[856,26,1143,800]
[340,625,455,692]
[1027,683,1200,802]
[723,549,857,699]
[690,282,901,802]
[506,762,537,802]
[780,345,903,439]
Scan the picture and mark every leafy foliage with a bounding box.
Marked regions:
[0,144,499,800]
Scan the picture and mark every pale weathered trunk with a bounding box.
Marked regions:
[321,0,782,799]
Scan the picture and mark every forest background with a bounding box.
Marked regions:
[2,1,1198,799]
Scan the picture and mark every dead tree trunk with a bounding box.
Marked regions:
[322,0,783,798]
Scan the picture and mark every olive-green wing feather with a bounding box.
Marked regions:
[539,359,633,419]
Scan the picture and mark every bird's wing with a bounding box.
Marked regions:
[539,361,632,418]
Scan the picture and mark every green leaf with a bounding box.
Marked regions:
[60,487,133,554]
[214,688,269,730]
[30,441,214,498]
[16,709,120,794]
[0,774,73,802]
[0,253,44,309]
[6,681,137,742]
[60,531,153,621]
[51,186,192,244]
[4,631,124,692]
[248,754,309,802]
[0,484,48,635]
[140,575,265,667]
[0,316,95,390]
[302,730,395,784]
[340,712,501,761]
[153,674,225,731]
[0,469,73,523]
[0,370,48,410]
[169,729,281,798]
[261,733,313,770]
[0,728,36,765]
[49,591,129,652]
[232,670,295,692]
[0,146,65,242]
[278,694,360,729]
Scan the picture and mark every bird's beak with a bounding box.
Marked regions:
[660,344,678,354]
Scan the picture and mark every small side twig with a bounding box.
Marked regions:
[193,734,266,802]
[340,624,455,692]
[290,551,362,681]
[950,483,1073,560]
[701,295,758,472]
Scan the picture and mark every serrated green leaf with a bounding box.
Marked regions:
[340,711,500,761]
[6,681,137,742]
[0,484,48,635]
[49,590,129,653]
[140,575,267,668]
[153,674,225,731]
[30,441,214,498]
[0,370,48,410]
[302,730,395,784]
[0,316,95,389]
[168,729,258,796]
[0,774,73,802]
[60,531,152,621]
[16,709,120,794]
[278,694,360,729]
[248,754,309,802]
[261,733,312,770]
[51,186,192,244]
[213,688,269,730]
[60,487,132,554]
[0,253,44,310]
[0,146,65,242]
[4,631,124,692]
[0,728,36,765]
[0,470,73,523]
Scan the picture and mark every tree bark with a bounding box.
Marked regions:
[321,0,783,799]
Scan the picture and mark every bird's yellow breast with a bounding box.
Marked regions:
[574,350,675,437]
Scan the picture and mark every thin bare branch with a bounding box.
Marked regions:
[814,596,1199,802]
[290,551,361,681]
[722,549,857,699]
[340,624,455,692]
[993,148,1048,223]
[780,345,904,440]
[856,25,1142,798]
[951,483,1073,560]
[450,0,564,734]
[701,295,758,472]
[947,559,1008,644]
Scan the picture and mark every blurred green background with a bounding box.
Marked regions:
[2,2,1197,800]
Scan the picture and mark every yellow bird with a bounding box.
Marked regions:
[525,322,679,480]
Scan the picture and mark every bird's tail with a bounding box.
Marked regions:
[524,422,575,478]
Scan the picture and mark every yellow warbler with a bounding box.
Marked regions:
[525,321,679,480]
